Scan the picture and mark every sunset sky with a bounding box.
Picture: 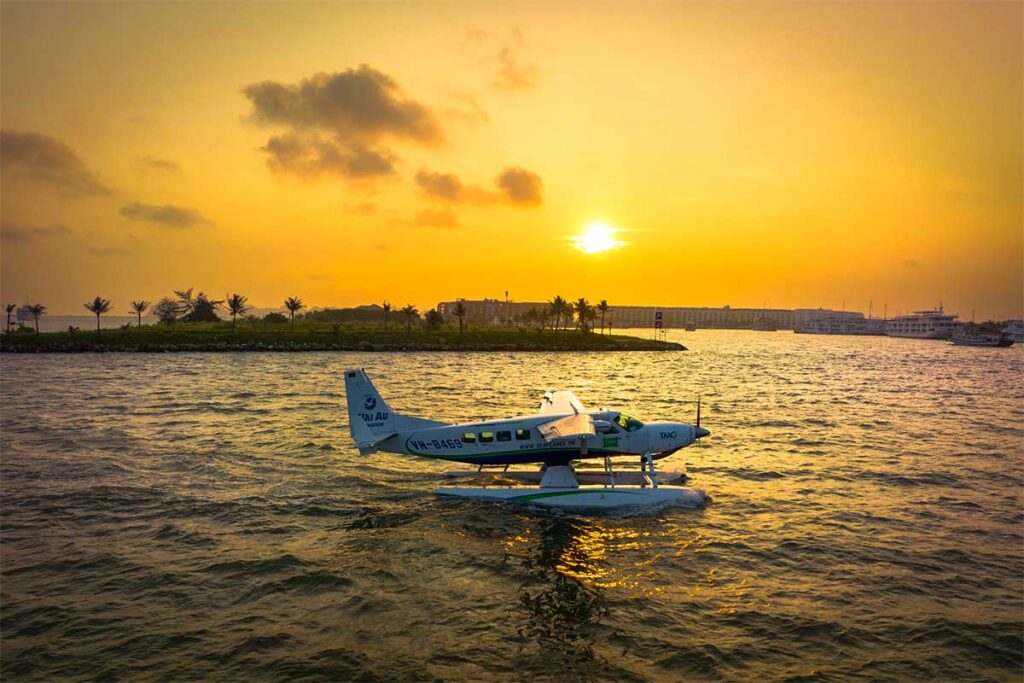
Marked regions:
[1,1,1021,319]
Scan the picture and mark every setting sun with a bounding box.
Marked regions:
[573,222,625,254]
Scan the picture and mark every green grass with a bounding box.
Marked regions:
[0,320,685,352]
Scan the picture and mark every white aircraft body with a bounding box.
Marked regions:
[344,369,710,509]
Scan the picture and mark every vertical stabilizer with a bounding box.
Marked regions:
[344,369,396,449]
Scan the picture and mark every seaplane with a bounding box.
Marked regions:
[344,369,711,509]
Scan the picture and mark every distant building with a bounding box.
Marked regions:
[436,299,798,329]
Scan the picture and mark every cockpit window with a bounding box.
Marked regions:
[615,413,644,432]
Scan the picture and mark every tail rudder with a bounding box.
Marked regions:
[344,369,396,450]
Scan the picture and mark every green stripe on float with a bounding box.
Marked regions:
[509,489,646,503]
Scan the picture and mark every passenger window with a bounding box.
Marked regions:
[462,432,476,444]
[479,432,494,443]
[497,431,511,442]
[515,428,531,441]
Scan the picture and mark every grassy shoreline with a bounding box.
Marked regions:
[0,321,685,353]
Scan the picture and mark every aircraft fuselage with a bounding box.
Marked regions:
[372,411,701,466]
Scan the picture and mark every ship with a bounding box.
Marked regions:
[950,327,1014,347]
[16,305,33,322]
[752,316,778,331]
[1002,320,1024,343]
[794,310,885,336]
[885,306,960,340]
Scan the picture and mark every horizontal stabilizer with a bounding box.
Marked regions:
[356,433,396,455]
[537,413,595,442]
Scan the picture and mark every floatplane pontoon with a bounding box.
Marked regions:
[344,369,710,510]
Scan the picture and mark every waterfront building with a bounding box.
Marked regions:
[436,299,796,329]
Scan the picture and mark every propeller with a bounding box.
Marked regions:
[694,396,709,444]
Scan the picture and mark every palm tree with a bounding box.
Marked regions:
[173,288,196,317]
[130,300,150,328]
[573,297,592,332]
[284,297,304,330]
[225,293,250,333]
[549,295,568,330]
[84,297,112,334]
[401,304,418,334]
[5,304,15,333]
[597,300,609,334]
[382,301,392,330]
[453,301,466,335]
[28,304,46,334]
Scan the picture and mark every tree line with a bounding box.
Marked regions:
[4,293,612,336]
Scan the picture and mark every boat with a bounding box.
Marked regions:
[1002,320,1024,343]
[16,305,33,322]
[950,328,1014,347]
[684,321,697,331]
[794,310,884,335]
[885,306,960,339]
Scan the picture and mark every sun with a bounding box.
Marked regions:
[572,222,625,254]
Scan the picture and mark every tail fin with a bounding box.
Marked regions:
[345,369,397,452]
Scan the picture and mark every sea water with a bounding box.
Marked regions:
[2,330,1022,681]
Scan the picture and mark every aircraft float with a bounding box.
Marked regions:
[344,369,710,509]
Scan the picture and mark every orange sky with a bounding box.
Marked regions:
[1,1,1021,319]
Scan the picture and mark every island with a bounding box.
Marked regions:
[0,322,685,353]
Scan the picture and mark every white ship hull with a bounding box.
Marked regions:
[886,330,953,340]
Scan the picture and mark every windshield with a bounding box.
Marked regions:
[615,413,644,432]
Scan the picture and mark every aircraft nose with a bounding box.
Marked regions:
[695,426,710,440]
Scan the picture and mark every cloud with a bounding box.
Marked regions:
[261,133,395,179]
[496,167,543,205]
[412,208,459,228]
[415,166,543,207]
[243,65,441,180]
[137,157,182,174]
[119,201,211,228]
[415,170,463,200]
[0,130,111,196]
[1,221,73,242]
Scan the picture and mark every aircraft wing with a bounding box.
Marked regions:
[538,390,587,416]
[537,413,595,442]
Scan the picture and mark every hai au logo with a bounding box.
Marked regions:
[364,396,377,411]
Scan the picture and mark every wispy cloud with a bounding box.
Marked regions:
[412,207,459,228]
[89,246,132,257]
[343,201,378,214]
[463,27,540,92]
[0,130,111,196]
[137,157,182,174]
[119,201,211,228]
[0,221,73,242]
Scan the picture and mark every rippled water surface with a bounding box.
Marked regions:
[2,330,1022,681]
